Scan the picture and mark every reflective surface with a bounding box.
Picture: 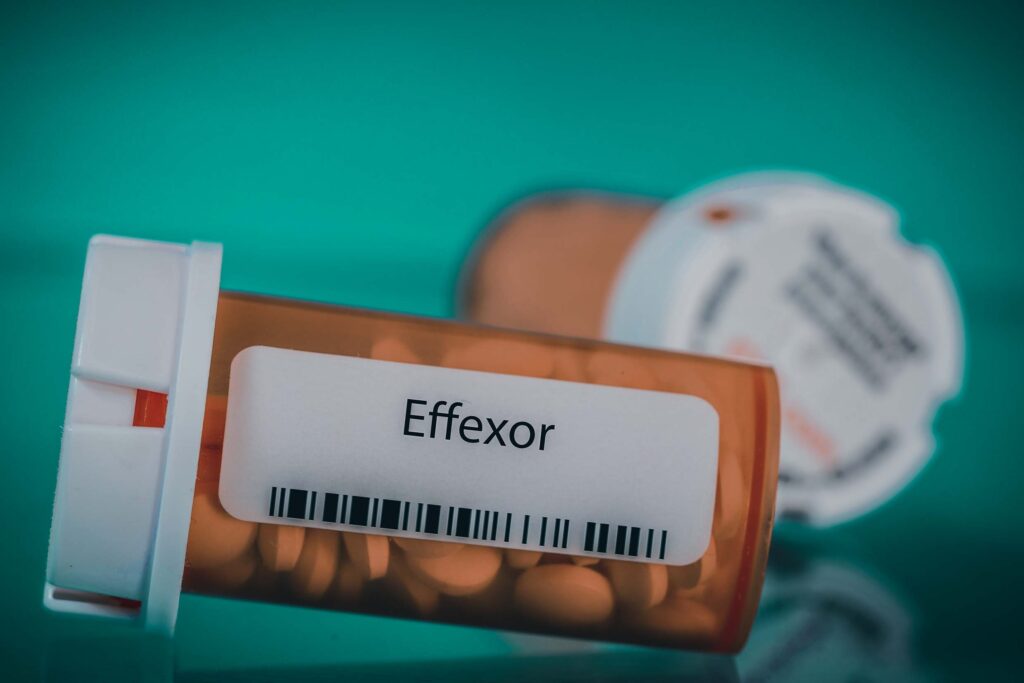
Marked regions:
[3,1,1023,680]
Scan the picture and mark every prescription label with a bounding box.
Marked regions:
[219,345,719,565]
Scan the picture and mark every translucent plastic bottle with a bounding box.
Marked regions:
[45,236,780,653]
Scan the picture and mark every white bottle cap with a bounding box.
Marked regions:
[607,173,963,526]
[44,235,222,632]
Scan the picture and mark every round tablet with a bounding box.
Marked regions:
[514,564,614,627]
[668,560,702,591]
[332,562,365,604]
[697,537,718,586]
[195,552,257,591]
[371,337,421,364]
[571,556,600,567]
[342,532,390,579]
[385,558,440,616]
[631,596,719,640]
[505,549,543,569]
[605,560,668,610]
[258,524,306,571]
[291,529,340,600]
[407,545,502,596]
[186,490,257,570]
[394,537,464,559]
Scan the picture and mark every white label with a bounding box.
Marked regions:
[219,345,719,565]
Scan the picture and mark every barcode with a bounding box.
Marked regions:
[267,486,668,561]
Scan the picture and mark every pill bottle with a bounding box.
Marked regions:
[460,173,963,526]
[45,235,780,653]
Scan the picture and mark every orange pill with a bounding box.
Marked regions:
[194,552,257,591]
[342,532,390,580]
[394,537,464,559]
[257,524,306,572]
[668,561,701,591]
[332,562,365,604]
[514,564,614,627]
[505,549,543,569]
[407,544,502,596]
[697,537,718,585]
[291,529,340,600]
[571,556,600,567]
[385,558,440,616]
[370,337,421,364]
[186,490,257,570]
[605,560,668,610]
[631,596,719,640]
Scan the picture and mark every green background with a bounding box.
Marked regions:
[2,2,1022,680]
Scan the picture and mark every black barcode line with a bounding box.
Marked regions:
[323,492,338,523]
[265,487,670,561]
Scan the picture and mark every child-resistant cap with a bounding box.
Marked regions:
[45,236,221,632]
[607,173,964,525]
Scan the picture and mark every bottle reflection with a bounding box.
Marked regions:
[738,542,920,683]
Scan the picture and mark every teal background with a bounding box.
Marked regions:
[2,1,1022,680]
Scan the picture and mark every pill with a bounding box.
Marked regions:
[571,556,600,567]
[668,561,702,591]
[449,566,515,618]
[186,490,257,570]
[291,529,340,600]
[332,562,366,604]
[342,532,390,580]
[631,596,719,640]
[697,536,718,585]
[370,337,421,364]
[514,564,614,627]
[257,524,306,572]
[505,549,543,569]
[441,339,554,378]
[586,351,658,389]
[604,560,668,610]
[385,558,440,616]
[192,552,257,591]
[394,537,464,559]
[407,545,502,596]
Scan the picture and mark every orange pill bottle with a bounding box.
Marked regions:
[45,235,779,652]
